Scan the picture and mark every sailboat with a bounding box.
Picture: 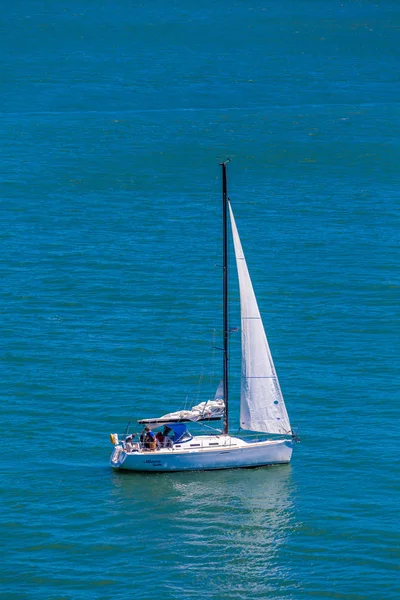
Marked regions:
[110,162,296,472]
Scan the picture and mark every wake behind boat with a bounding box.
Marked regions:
[110,162,297,472]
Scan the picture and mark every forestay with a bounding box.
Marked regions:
[228,203,291,435]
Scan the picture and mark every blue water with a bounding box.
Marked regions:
[1,1,399,598]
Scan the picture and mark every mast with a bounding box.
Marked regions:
[221,160,230,435]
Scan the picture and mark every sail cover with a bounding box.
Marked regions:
[154,399,224,423]
[228,203,291,435]
[138,384,225,425]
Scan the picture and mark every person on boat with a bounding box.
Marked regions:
[139,428,146,444]
[126,434,140,453]
[156,431,165,448]
[125,436,134,452]
[163,426,174,448]
[143,426,156,450]
[140,427,152,445]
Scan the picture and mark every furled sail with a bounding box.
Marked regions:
[228,203,291,435]
[138,385,225,425]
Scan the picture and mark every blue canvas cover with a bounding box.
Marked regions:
[164,423,188,443]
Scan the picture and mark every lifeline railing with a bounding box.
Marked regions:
[115,431,292,453]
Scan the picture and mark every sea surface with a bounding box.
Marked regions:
[1,1,399,599]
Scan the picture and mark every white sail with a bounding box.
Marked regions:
[228,203,291,435]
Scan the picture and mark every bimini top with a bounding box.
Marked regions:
[163,423,189,443]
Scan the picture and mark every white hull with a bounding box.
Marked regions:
[110,435,293,472]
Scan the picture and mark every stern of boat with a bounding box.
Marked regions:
[109,433,128,469]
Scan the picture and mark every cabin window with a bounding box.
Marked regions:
[190,444,201,447]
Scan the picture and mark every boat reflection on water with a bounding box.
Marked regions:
[110,465,297,596]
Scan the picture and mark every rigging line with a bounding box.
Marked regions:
[198,421,223,434]
[195,367,205,405]
[209,186,224,400]
[207,327,219,402]
[210,327,217,387]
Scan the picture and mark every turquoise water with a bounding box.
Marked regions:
[1,1,399,598]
